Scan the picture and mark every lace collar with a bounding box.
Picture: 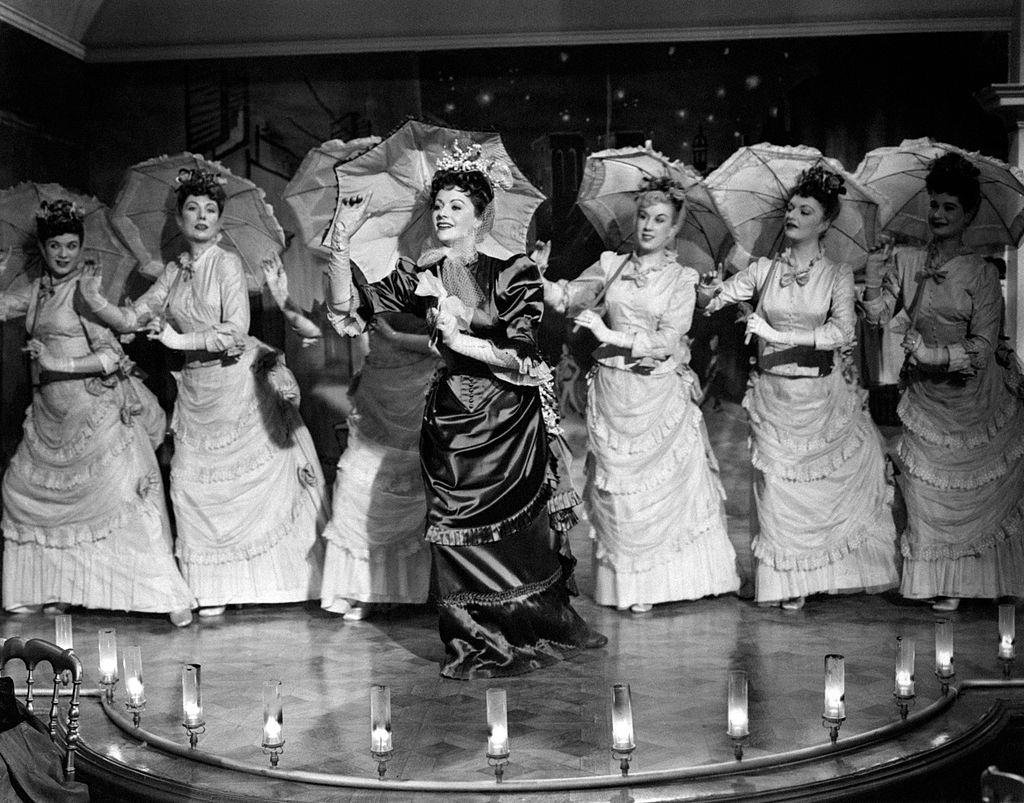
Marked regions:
[622,249,678,287]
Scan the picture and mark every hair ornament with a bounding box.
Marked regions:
[795,165,847,199]
[435,140,515,190]
[175,167,228,196]
[35,199,84,227]
[640,175,688,202]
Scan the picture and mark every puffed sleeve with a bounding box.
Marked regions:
[0,279,34,321]
[493,255,544,358]
[561,252,616,317]
[631,266,697,358]
[813,264,856,350]
[948,259,1002,374]
[328,259,427,336]
[704,257,769,312]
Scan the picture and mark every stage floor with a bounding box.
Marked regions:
[1,403,1021,801]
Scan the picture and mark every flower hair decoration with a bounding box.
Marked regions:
[35,199,84,227]
[794,165,847,199]
[640,175,688,203]
[435,140,515,190]
[175,167,228,196]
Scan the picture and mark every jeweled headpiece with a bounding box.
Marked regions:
[36,199,85,241]
[639,175,688,203]
[434,140,514,190]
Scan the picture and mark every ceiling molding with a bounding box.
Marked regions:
[0,1,85,59]
[83,15,1014,63]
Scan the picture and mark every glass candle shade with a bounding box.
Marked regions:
[999,604,1016,660]
[181,664,203,727]
[54,615,73,651]
[823,654,845,720]
[97,629,117,683]
[122,646,144,705]
[727,670,749,738]
[262,680,284,748]
[894,637,915,698]
[610,683,635,751]
[486,688,509,756]
[370,684,392,753]
[935,619,955,677]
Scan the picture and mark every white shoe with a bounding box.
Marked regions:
[323,599,353,616]
[932,597,960,612]
[198,605,226,617]
[169,609,194,627]
[629,603,653,614]
[343,604,370,621]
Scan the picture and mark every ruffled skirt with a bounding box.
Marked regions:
[745,370,898,602]
[585,366,740,607]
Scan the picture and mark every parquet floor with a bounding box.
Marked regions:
[0,402,1018,801]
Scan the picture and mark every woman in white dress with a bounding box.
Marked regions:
[545,179,741,612]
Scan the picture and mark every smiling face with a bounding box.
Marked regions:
[431,187,481,247]
[41,233,82,277]
[177,194,223,244]
[634,200,681,255]
[927,192,970,241]
[783,194,830,245]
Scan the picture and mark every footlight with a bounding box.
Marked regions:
[893,637,915,720]
[999,604,1015,678]
[97,629,118,702]
[610,683,636,776]
[181,664,205,749]
[369,684,393,779]
[122,645,145,727]
[934,619,955,695]
[822,654,845,745]
[261,680,285,767]
[727,670,749,760]
[485,688,509,783]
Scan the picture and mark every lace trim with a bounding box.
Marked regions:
[590,412,705,494]
[897,429,1024,490]
[14,424,136,491]
[1,496,158,548]
[21,390,119,463]
[171,395,262,451]
[425,482,552,546]
[322,529,428,563]
[751,416,869,481]
[744,381,861,455]
[588,389,690,455]
[752,517,894,571]
[898,391,1021,449]
[437,567,562,607]
[902,494,1024,561]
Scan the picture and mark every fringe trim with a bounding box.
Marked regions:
[897,429,1024,490]
[2,496,156,548]
[590,412,701,494]
[751,417,869,481]
[548,489,582,533]
[751,518,894,571]
[437,567,562,607]
[902,495,1024,561]
[425,482,552,546]
[898,390,1021,449]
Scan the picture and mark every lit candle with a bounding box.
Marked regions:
[934,619,954,677]
[999,604,1015,660]
[54,615,73,651]
[181,664,203,727]
[727,670,749,738]
[122,646,144,705]
[894,637,915,698]
[486,688,509,756]
[262,680,284,747]
[610,683,635,751]
[823,654,845,719]
[370,685,392,752]
[97,629,117,682]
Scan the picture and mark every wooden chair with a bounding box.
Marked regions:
[982,765,1024,803]
[0,636,83,782]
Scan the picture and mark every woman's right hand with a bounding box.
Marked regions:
[329,192,373,250]
[697,263,724,313]
[77,260,107,309]
[865,234,894,289]
[260,253,290,309]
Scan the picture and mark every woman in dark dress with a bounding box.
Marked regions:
[325,144,605,679]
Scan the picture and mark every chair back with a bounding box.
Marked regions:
[982,765,1024,803]
[0,637,83,782]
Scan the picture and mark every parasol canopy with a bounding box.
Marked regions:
[323,119,545,282]
[283,136,381,256]
[705,143,884,268]
[0,182,143,302]
[854,137,1024,251]
[576,142,731,272]
[111,152,285,290]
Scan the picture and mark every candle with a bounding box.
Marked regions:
[97,629,117,682]
[263,715,282,745]
[999,604,1015,660]
[894,637,915,698]
[369,685,392,752]
[122,645,144,704]
[935,619,954,677]
[181,664,203,727]
[485,688,509,756]
[610,683,635,750]
[262,680,284,747]
[54,615,73,651]
[125,677,145,704]
[823,654,845,719]
[727,670,749,738]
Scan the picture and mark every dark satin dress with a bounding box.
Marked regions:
[355,253,595,679]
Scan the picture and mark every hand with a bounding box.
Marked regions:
[261,253,289,308]
[866,234,894,288]
[437,294,469,329]
[328,192,373,249]
[77,259,106,308]
[23,338,56,370]
[901,328,924,356]
[148,323,185,349]
[572,309,610,341]
[745,313,785,345]
[529,240,551,275]
[433,308,459,341]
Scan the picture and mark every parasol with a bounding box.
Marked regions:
[705,143,884,268]
[576,142,731,272]
[111,152,285,290]
[0,182,143,302]
[323,119,545,282]
[283,136,381,256]
[854,137,1024,251]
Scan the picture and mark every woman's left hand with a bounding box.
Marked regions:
[901,329,924,356]
[573,309,611,341]
[261,254,290,309]
[745,313,785,345]
[148,323,186,350]
[23,338,50,367]
[433,309,459,342]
